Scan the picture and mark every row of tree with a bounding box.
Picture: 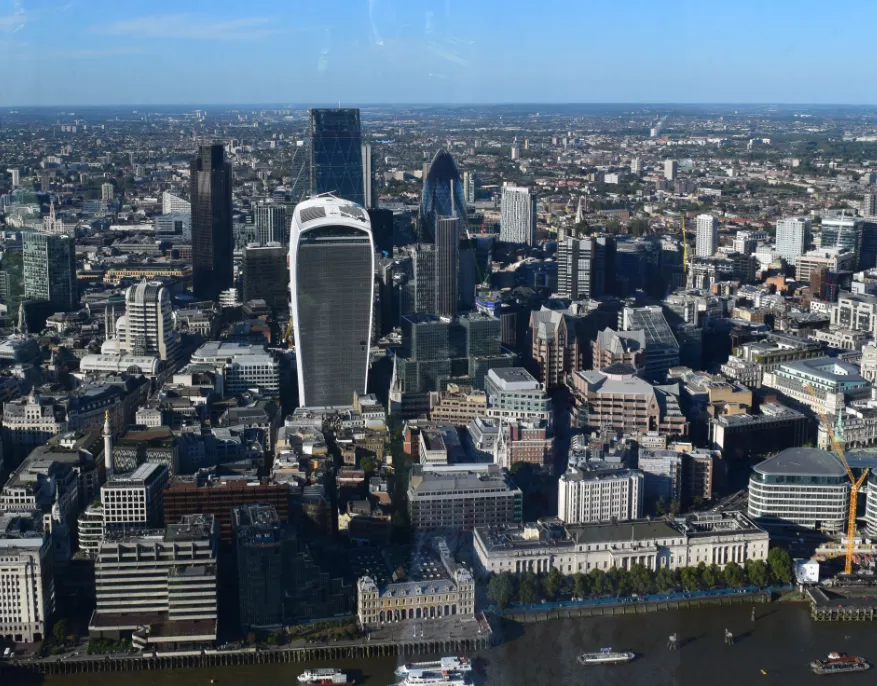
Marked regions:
[487,547,794,609]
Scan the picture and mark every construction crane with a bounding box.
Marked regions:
[804,384,868,574]
[681,215,689,276]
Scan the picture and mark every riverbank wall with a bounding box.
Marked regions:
[498,587,773,623]
[2,632,493,677]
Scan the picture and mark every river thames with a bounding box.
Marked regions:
[15,604,877,686]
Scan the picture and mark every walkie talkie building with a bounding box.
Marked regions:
[290,196,374,407]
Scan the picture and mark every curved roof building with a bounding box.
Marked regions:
[420,148,466,242]
[289,196,374,407]
[748,447,849,531]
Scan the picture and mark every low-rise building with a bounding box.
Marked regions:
[493,419,554,472]
[748,447,849,531]
[483,367,552,424]
[762,357,871,416]
[89,514,219,651]
[356,538,474,627]
[473,512,768,576]
[407,464,523,532]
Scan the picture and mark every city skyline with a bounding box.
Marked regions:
[3,0,877,106]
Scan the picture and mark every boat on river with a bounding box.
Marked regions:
[810,652,870,675]
[297,668,354,685]
[577,648,636,665]
[394,657,471,677]
[391,669,471,686]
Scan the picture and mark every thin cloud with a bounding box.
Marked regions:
[91,13,282,41]
[58,46,145,57]
[0,6,26,33]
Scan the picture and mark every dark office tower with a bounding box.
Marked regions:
[254,204,287,245]
[367,208,394,254]
[419,149,467,242]
[409,244,437,314]
[860,219,877,271]
[458,240,477,311]
[22,232,77,311]
[557,236,614,300]
[308,108,364,205]
[290,196,374,407]
[243,244,289,309]
[233,504,286,630]
[190,144,233,301]
[434,216,461,318]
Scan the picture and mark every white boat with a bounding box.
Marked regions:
[297,668,353,685]
[577,648,636,665]
[395,657,472,677]
[391,668,471,686]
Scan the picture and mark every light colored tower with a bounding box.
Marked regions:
[664,160,678,181]
[103,409,113,478]
[500,185,537,245]
[289,195,374,407]
[695,214,718,257]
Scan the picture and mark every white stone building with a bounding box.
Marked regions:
[557,467,643,525]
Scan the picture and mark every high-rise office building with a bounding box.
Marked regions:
[695,214,718,257]
[500,185,537,245]
[254,204,287,245]
[120,280,179,361]
[242,244,289,309]
[862,192,877,217]
[308,108,364,205]
[664,160,678,181]
[101,182,114,201]
[367,207,394,253]
[190,144,233,301]
[463,170,476,204]
[775,217,811,266]
[22,231,77,311]
[6,168,20,187]
[821,216,862,253]
[557,236,614,299]
[162,192,191,215]
[290,196,374,407]
[232,503,287,630]
[362,143,375,209]
[434,216,461,318]
[420,149,466,241]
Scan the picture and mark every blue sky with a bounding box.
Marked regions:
[2,0,877,106]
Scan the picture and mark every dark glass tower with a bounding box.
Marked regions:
[419,148,466,242]
[22,232,77,311]
[190,144,233,301]
[308,108,364,205]
[290,196,374,407]
[434,216,461,317]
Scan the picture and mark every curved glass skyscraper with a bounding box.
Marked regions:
[290,196,374,407]
[420,148,467,242]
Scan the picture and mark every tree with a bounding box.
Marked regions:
[542,567,564,600]
[518,574,539,604]
[52,618,69,644]
[723,561,744,588]
[656,567,678,593]
[590,568,610,596]
[487,573,515,609]
[573,572,590,599]
[745,559,769,588]
[655,496,668,516]
[703,563,723,589]
[359,455,377,475]
[670,499,682,515]
[617,570,635,597]
[768,547,793,585]
[680,567,699,592]
[628,564,655,595]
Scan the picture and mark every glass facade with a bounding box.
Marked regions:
[308,108,364,205]
[293,220,373,407]
[22,231,77,311]
[190,144,233,301]
[820,217,862,252]
[420,149,466,242]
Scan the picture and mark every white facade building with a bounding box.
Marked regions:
[775,217,811,265]
[0,515,54,643]
[101,463,169,527]
[664,160,678,181]
[119,280,179,362]
[695,214,718,257]
[500,185,537,245]
[557,467,643,525]
[162,192,191,215]
[190,341,281,397]
[473,512,768,577]
[748,448,849,531]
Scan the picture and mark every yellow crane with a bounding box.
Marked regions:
[681,215,689,276]
[804,384,868,574]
